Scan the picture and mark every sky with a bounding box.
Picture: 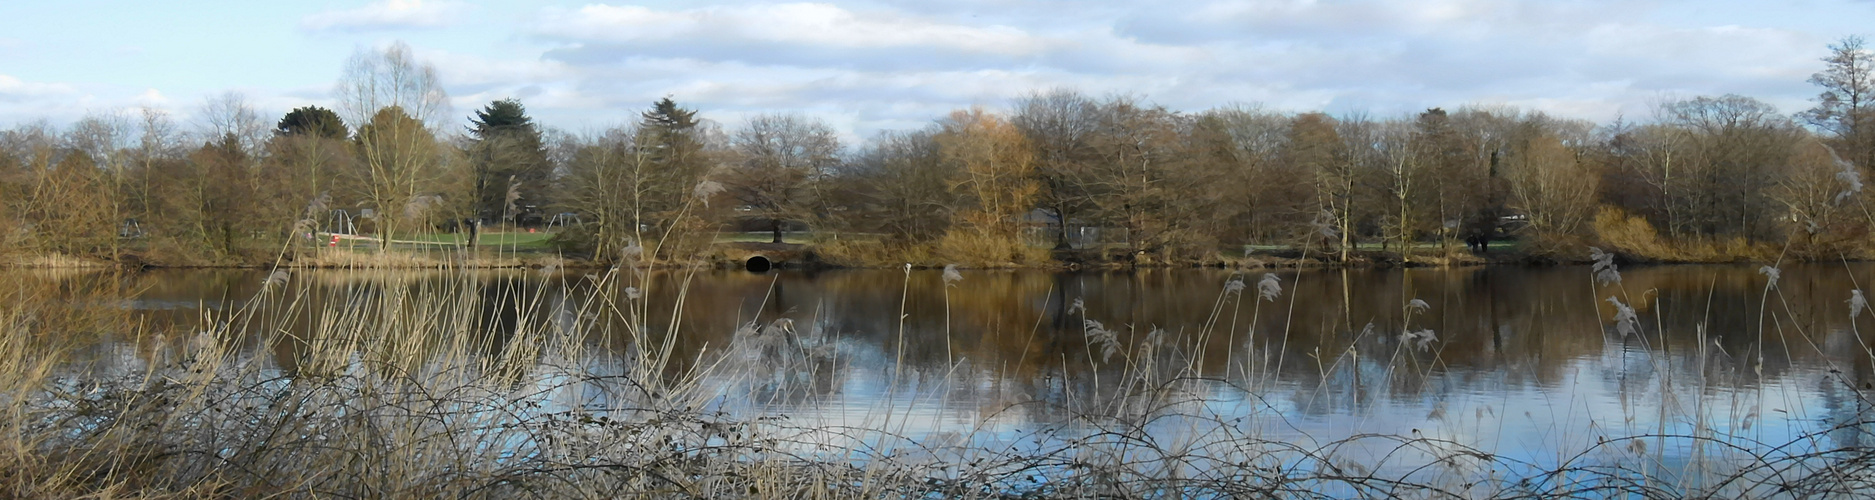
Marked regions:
[1,0,1870,142]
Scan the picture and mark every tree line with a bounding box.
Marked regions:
[0,38,1871,266]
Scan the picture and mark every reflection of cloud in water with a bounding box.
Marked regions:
[26,263,1875,485]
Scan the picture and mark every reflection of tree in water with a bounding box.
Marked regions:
[54,264,1875,453]
[724,317,841,404]
[1816,373,1875,451]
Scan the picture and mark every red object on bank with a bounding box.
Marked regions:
[330,235,340,247]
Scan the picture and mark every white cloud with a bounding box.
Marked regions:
[1,0,1864,141]
[301,0,465,32]
[134,88,170,107]
[281,0,1875,137]
[539,3,1049,55]
[503,0,1849,138]
[0,74,77,102]
[416,48,570,88]
[0,76,114,126]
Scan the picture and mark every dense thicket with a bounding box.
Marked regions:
[0,38,1871,266]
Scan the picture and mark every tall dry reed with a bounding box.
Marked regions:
[0,257,1872,499]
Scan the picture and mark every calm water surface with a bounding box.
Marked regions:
[44,263,1875,472]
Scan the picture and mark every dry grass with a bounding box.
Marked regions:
[2,253,115,268]
[933,229,1049,268]
[1,256,1873,498]
[285,247,577,269]
[810,229,1051,269]
[1591,207,1780,263]
[1410,246,1487,267]
[812,235,938,268]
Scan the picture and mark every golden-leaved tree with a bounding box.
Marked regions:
[935,108,1041,265]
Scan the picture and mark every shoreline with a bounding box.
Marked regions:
[0,244,1823,272]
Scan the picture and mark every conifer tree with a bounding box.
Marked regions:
[467,99,550,225]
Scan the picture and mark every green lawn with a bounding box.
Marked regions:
[402,231,557,249]
[713,232,817,244]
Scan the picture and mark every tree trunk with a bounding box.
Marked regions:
[771,219,784,244]
[1398,197,1411,264]
[1339,216,1351,263]
[1053,206,1072,250]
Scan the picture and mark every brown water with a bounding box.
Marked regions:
[36,263,1875,477]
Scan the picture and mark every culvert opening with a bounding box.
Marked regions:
[745,255,772,273]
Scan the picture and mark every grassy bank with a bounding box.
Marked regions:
[9,213,1867,271]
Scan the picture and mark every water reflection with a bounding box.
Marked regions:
[30,263,1875,473]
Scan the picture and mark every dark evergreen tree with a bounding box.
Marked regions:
[638,97,705,170]
[275,106,348,140]
[467,99,551,225]
[472,98,533,131]
[633,97,711,220]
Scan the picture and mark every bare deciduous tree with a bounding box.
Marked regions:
[266,106,351,241]
[1772,138,1866,253]
[199,91,268,156]
[334,42,452,247]
[63,112,136,258]
[1011,88,1099,249]
[556,99,717,261]
[1506,128,1599,241]
[725,114,840,244]
[844,130,955,242]
[1376,118,1420,257]
[1078,97,1212,255]
[1804,36,1875,170]
[1660,95,1798,241]
[1299,113,1362,260]
[556,127,647,258]
[1196,105,1297,246]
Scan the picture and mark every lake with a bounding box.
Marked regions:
[25,263,1875,496]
